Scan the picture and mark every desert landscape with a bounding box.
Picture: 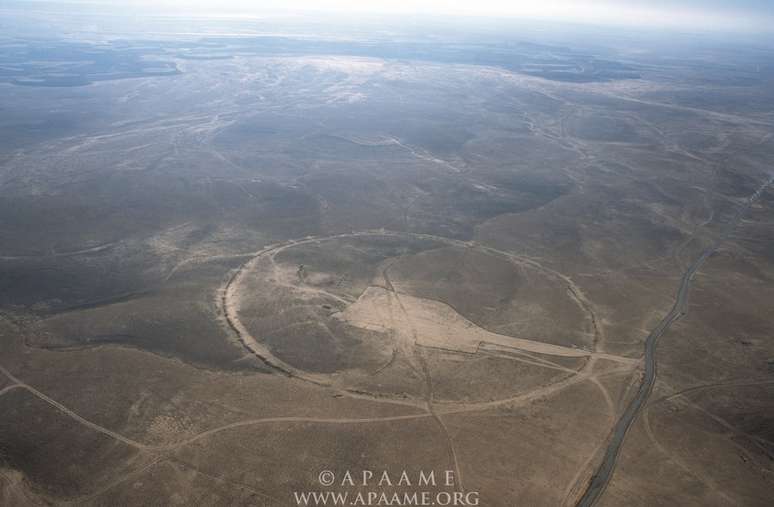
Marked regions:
[1,2,773,506]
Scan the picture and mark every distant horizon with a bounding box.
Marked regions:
[5,0,774,34]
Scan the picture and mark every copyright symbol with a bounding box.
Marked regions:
[318,470,335,487]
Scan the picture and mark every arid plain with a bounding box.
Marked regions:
[1,16,774,506]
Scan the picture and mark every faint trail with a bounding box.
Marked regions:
[640,407,737,505]
[670,187,716,271]
[62,456,168,505]
[167,457,281,504]
[0,384,22,397]
[379,260,424,377]
[382,264,465,492]
[657,384,774,450]
[0,365,150,450]
[0,469,45,507]
[478,346,581,373]
[575,90,774,129]
[589,378,616,423]
[567,285,605,351]
[371,348,397,375]
[650,379,774,407]
[441,360,637,417]
[429,404,465,493]
[0,364,432,453]
[164,252,253,282]
[159,413,433,450]
[0,242,117,261]
[440,366,586,414]
[472,340,635,365]
[388,137,462,173]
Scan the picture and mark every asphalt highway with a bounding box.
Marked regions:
[576,175,774,507]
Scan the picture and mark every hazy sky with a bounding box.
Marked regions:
[14,1,774,32]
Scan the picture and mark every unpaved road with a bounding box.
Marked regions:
[0,363,432,453]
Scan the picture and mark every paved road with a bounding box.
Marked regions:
[576,175,774,507]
